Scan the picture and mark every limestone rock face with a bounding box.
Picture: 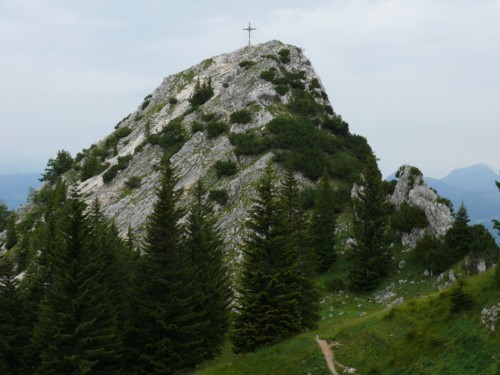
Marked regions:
[73,40,330,261]
[390,165,454,248]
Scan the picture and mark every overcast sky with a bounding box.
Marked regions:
[0,0,499,178]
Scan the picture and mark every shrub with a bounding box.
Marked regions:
[206,121,228,139]
[169,97,178,105]
[114,127,133,140]
[214,160,238,178]
[413,234,451,273]
[191,121,205,133]
[201,112,218,122]
[102,165,120,183]
[260,68,277,82]
[325,277,345,293]
[189,79,214,107]
[239,60,256,69]
[309,78,321,90]
[391,202,428,233]
[125,176,142,190]
[230,109,252,124]
[229,132,267,156]
[287,90,323,118]
[278,48,291,64]
[275,85,289,96]
[322,116,349,136]
[449,278,473,313]
[289,80,305,90]
[208,189,229,205]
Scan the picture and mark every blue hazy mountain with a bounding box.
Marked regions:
[425,164,499,239]
[0,173,42,209]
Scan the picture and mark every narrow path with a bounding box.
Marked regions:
[315,335,338,375]
[315,336,358,375]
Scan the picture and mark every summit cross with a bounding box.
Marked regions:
[243,22,256,45]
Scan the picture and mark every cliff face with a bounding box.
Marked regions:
[72,40,340,260]
[389,165,454,248]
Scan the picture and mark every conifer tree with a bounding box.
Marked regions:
[186,181,231,359]
[5,213,18,250]
[445,202,472,262]
[32,190,121,374]
[127,160,205,373]
[279,169,319,330]
[349,157,391,292]
[310,170,337,272]
[494,180,500,287]
[0,256,31,374]
[232,166,301,353]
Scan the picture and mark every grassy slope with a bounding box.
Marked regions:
[194,249,500,375]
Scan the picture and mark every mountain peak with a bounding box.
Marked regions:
[442,164,498,193]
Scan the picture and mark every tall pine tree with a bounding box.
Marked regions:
[127,160,205,374]
[31,190,121,374]
[186,181,231,360]
[232,166,302,353]
[279,169,319,330]
[349,157,391,292]
[310,170,337,272]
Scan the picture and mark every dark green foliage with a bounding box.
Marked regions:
[275,84,290,95]
[191,121,205,133]
[41,150,73,184]
[125,176,141,190]
[322,115,349,136]
[0,257,31,373]
[391,202,429,233]
[449,278,473,313]
[186,182,231,360]
[310,170,337,272]
[278,48,291,64]
[466,224,499,273]
[189,78,214,107]
[206,121,228,139]
[0,201,10,232]
[127,160,206,373]
[230,109,252,124]
[168,97,178,105]
[413,233,450,273]
[208,189,229,205]
[114,126,133,140]
[278,169,319,330]
[349,157,392,292]
[493,180,500,236]
[232,167,302,353]
[229,132,267,156]
[152,117,187,157]
[325,277,346,293]
[102,155,132,184]
[260,67,277,82]
[80,149,109,181]
[31,191,123,374]
[239,60,256,69]
[5,213,17,250]
[214,160,238,178]
[309,78,321,90]
[445,203,472,263]
[141,95,151,110]
[287,90,324,118]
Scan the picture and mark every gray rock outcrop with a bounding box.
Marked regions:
[390,165,454,248]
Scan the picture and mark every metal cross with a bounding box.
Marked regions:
[243,22,256,45]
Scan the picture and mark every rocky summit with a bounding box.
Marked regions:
[73,40,365,260]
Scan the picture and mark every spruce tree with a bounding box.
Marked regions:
[186,181,231,360]
[232,166,301,353]
[31,190,121,374]
[310,170,337,272]
[494,180,500,287]
[127,160,205,374]
[0,256,31,374]
[5,213,18,250]
[445,202,472,262]
[349,157,391,292]
[279,169,319,330]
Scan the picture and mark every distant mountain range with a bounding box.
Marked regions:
[424,164,499,239]
[0,173,42,209]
